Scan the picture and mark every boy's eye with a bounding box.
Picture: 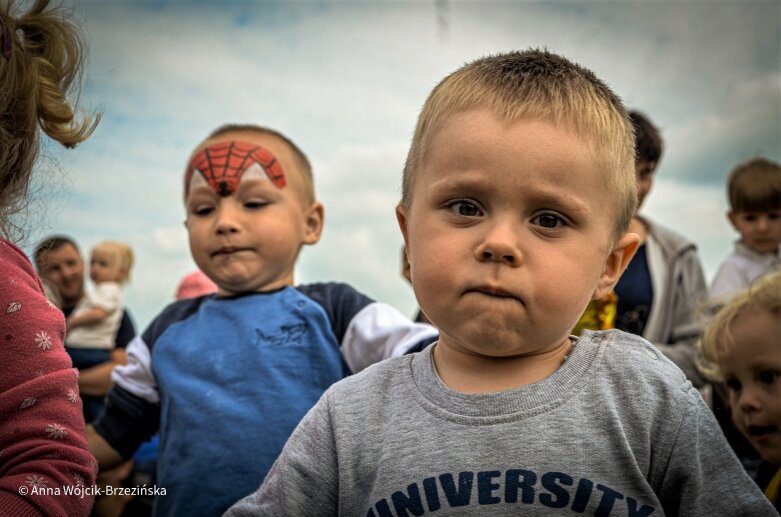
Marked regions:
[768,211,780,221]
[758,370,779,385]
[446,200,482,217]
[725,378,742,393]
[532,212,566,229]
[244,200,269,209]
[192,205,214,216]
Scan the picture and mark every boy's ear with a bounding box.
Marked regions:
[592,232,641,300]
[396,205,409,248]
[302,202,325,245]
[726,210,738,231]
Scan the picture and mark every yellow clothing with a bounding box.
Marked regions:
[765,466,781,507]
[572,291,618,335]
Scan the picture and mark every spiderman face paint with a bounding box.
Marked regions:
[185,140,287,199]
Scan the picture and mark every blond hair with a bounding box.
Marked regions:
[698,271,781,381]
[401,49,637,241]
[0,0,99,238]
[91,240,134,284]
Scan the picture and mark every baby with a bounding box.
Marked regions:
[65,240,133,369]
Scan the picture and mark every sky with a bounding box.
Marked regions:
[19,0,781,332]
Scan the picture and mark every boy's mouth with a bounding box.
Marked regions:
[467,286,523,304]
[212,247,250,257]
[747,424,778,440]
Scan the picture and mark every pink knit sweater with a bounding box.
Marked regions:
[0,238,96,516]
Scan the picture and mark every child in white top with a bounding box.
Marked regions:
[66,240,134,367]
[711,157,781,304]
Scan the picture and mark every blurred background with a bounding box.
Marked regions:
[20,0,780,331]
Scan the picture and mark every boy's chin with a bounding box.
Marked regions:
[217,280,294,297]
[757,444,781,467]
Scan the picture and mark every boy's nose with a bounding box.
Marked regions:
[736,387,762,413]
[215,215,240,235]
[755,217,770,232]
[214,204,241,235]
[216,221,239,235]
[474,229,522,266]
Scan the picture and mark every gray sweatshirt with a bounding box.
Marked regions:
[226,330,776,516]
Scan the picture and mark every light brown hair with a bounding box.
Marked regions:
[727,157,781,213]
[400,48,637,241]
[91,240,134,284]
[698,271,781,381]
[0,0,99,239]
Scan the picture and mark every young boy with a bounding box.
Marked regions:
[87,124,437,516]
[699,271,781,511]
[227,50,775,516]
[711,157,781,304]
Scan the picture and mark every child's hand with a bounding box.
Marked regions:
[66,307,110,329]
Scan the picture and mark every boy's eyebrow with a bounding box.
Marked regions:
[427,176,592,214]
[524,186,592,214]
[185,185,219,203]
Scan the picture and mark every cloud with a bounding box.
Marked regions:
[642,179,733,280]
[34,0,777,330]
[152,226,189,255]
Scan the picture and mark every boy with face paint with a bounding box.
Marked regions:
[87,124,438,517]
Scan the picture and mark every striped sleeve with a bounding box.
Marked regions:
[299,283,438,373]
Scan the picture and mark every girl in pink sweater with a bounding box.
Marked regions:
[0,1,99,515]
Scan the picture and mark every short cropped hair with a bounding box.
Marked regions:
[698,271,781,382]
[91,240,134,284]
[727,157,781,213]
[207,124,315,203]
[401,49,637,241]
[34,234,79,273]
[629,111,663,165]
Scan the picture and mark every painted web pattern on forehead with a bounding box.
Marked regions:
[185,140,286,197]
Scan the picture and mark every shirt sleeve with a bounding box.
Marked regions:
[656,384,777,516]
[299,283,438,373]
[653,247,709,387]
[113,309,136,349]
[709,259,747,304]
[0,239,97,516]
[92,335,160,458]
[224,390,339,516]
[341,302,437,373]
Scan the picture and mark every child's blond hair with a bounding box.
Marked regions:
[400,48,637,242]
[727,157,781,213]
[91,240,134,284]
[698,271,781,381]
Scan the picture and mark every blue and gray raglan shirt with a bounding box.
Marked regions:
[93,283,437,516]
